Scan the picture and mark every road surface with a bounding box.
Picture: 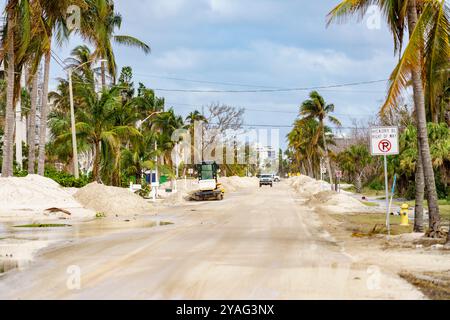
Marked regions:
[0,182,421,299]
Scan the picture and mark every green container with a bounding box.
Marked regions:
[159,175,168,184]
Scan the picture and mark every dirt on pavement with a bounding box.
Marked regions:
[0,181,424,299]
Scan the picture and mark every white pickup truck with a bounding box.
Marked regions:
[259,174,273,187]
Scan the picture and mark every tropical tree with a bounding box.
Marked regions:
[80,0,150,88]
[299,91,341,184]
[186,110,207,127]
[1,0,22,177]
[287,117,335,179]
[337,144,373,193]
[53,83,141,182]
[327,0,446,237]
[36,0,84,176]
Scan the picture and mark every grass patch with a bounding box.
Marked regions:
[13,224,71,228]
[333,213,413,236]
[343,186,385,197]
[160,221,174,226]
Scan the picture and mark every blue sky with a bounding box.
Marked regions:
[4,0,402,147]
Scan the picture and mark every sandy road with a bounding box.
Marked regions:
[0,182,422,299]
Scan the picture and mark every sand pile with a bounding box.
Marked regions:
[0,175,94,218]
[158,179,198,205]
[219,176,259,192]
[288,176,367,214]
[74,183,153,216]
[308,190,367,214]
[288,175,327,196]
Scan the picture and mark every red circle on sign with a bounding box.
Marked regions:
[378,139,392,152]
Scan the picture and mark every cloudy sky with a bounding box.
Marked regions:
[6,0,401,147]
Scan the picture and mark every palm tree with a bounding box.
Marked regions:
[299,91,341,185]
[186,110,207,127]
[27,69,39,174]
[287,117,335,179]
[0,1,18,177]
[337,144,373,193]
[152,108,185,167]
[0,0,33,176]
[327,0,445,237]
[80,0,150,88]
[36,0,82,176]
[71,85,141,182]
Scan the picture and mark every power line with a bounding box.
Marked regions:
[133,73,281,89]
[226,123,369,130]
[165,101,376,117]
[153,79,388,93]
[134,72,386,93]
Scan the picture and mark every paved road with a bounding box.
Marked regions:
[0,182,421,299]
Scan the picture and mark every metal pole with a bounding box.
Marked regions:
[155,140,158,198]
[15,70,25,170]
[68,68,79,179]
[384,154,390,236]
[175,143,179,191]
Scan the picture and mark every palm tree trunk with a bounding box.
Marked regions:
[1,4,16,178]
[37,48,51,176]
[407,0,441,237]
[93,142,101,182]
[321,122,333,187]
[307,158,313,178]
[414,145,425,232]
[27,71,39,174]
[101,61,106,90]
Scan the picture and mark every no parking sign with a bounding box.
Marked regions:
[370,126,399,237]
[370,127,399,156]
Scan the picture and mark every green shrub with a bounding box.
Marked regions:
[368,180,384,191]
[44,166,91,188]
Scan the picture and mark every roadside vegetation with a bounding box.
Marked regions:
[287,1,449,242]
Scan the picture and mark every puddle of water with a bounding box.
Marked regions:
[0,217,171,275]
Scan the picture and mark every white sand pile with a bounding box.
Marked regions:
[288,175,326,196]
[219,176,259,192]
[0,175,94,218]
[308,190,368,214]
[288,176,368,214]
[74,182,153,216]
[158,179,199,205]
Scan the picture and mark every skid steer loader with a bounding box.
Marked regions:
[191,161,225,201]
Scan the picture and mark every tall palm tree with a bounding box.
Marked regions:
[80,0,150,88]
[186,110,207,127]
[327,0,446,237]
[36,0,82,176]
[0,1,18,177]
[299,91,341,185]
[287,117,335,179]
[27,68,39,174]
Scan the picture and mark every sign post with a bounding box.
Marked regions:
[370,127,399,237]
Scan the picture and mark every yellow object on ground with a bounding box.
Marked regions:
[400,203,409,226]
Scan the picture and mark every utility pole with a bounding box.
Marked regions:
[68,68,79,179]
[67,59,106,179]
[15,70,26,170]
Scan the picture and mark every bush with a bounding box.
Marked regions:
[44,167,91,188]
[368,180,384,191]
